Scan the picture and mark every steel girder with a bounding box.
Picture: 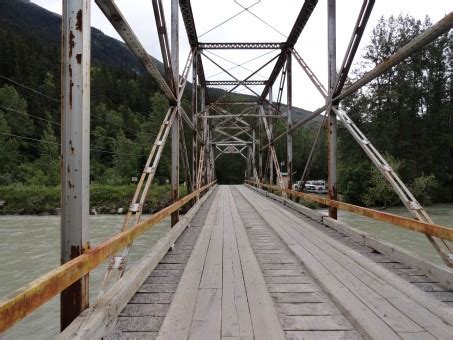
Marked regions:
[198,42,284,49]
[206,80,268,86]
[179,0,207,89]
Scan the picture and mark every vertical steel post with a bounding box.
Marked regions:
[258,120,263,181]
[286,52,293,190]
[192,55,198,188]
[170,0,179,226]
[252,129,256,180]
[327,0,337,218]
[60,0,90,330]
[269,87,274,185]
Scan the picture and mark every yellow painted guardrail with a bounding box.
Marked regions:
[0,181,216,333]
[245,180,453,242]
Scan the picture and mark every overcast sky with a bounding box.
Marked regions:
[32,0,451,110]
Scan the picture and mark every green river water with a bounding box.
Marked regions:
[0,204,452,339]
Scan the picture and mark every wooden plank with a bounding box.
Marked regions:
[58,186,217,340]
[115,316,163,332]
[285,330,362,340]
[226,187,285,339]
[271,292,329,303]
[222,187,254,337]
[199,187,224,289]
[157,189,221,339]
[276,302,339,316]
[280,315,353,331]
[119,304,169,317]
[264,275,314,284]
[267,283,321,293]
[189,288,222,339]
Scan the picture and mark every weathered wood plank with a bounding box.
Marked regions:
[222,187,254,338]
[115,316,163,332]
[199,187,224,289]
[285,330,362,340]
[119,303,169,317]
[226,187,285,339]
[276,302,339,316]
[280,315,353,331]
[157,191,221,339]
[189,288,222,339]
[268,283,321,293]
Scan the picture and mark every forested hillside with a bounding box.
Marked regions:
[338,15,452,205]
[0,0,451,211]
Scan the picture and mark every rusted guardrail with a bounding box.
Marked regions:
[0,181,216,333]
[245,180,453,242]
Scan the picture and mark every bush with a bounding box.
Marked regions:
[0,183,188,214]
[362,153,402,208]
[410,173,439,205]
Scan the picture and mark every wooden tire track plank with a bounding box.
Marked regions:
[157,187,221,339]
[222,187,254,337]
[238,185,453,339]
[225,187,285,339]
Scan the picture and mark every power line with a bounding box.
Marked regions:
[0,74,153,136]
[0,75,59,103]
[0,132,144,157]
[205,50,268,79]
[0,105,151,148]
[207,49,277,79]
[0,105,60,126]
[234,1,287,38]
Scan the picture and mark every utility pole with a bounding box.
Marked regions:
[60,0,90,330]
[327,0,337,218]
[171,0,179,226]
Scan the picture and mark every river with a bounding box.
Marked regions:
[1,204,452,339]
[0,214,170,339]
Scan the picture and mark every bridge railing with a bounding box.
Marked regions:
[0,181,216,334]
[245,180,453,242]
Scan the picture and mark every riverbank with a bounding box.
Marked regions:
[0,184,187,215]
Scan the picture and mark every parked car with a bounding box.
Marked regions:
[304,180,327,194]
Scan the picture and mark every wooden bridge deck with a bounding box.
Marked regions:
[107,185,453,339]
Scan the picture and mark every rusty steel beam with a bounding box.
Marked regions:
[333,0,374,97]
[327,0,337,219]
[60,0,91,330]
[261,12,453,151]
[179,0,207,88]
[0,182,216,334]
[95,0,176,102]
[171,0,179,226]
[246,181,453,242]
[260,0,318,102]
[198,42,284,49]
[152,0,177,94]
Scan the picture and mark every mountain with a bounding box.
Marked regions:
[0,0,313,121]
